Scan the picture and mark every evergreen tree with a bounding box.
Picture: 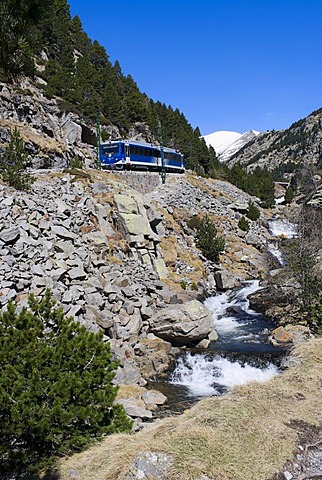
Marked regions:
[190,215,225,262]
[238,216,250,232]
[0,0,47,79]
[0,127,34,190]
[247,201,260,221]
[284,185,295,204]
[0,291,132,475]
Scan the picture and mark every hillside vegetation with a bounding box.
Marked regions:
[227,108,322,178]
[0,0,218,175]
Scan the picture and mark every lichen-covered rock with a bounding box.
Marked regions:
[150,300,213,345]
[269,324,313,346]
[124,451,173,480]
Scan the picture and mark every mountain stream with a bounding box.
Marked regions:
[151,218,299,414]
[152,281,285,413]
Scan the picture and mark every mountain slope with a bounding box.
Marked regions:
[226,108,322,173]
[30,0,217,174]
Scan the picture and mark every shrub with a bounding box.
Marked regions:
[180,280,187,290]
[0,290,132,475]
[284,186,295,204]
[247,201,260,221]
[70,154,84,169]
[192,215,225,262]
[101,130,110,142]
[310,295,322,333]
[238,216,250,232]
[191,282,198,291]
[0,127,34,190]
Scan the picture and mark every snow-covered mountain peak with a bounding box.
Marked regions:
[203,131,242,154]
[202,129,260,162]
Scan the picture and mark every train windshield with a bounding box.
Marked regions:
[102,144,119,155]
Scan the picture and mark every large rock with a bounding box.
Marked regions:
[133,337,173,379]
[269,325,313,346]
[0,226,20,244]
[116,398,153,419]
[125,451,173,480]
[61,114,82,145]
[214,268,240,290]
[150,300,213,345]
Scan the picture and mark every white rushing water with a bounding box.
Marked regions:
[170,352,279,397]
[267,218,297,265]
[170,281,280,397]
[268,219,297,238]
[267,241,286,266]
[204,280,263,333]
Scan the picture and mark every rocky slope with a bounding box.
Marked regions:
[0,78,298,424]
[2,80,322,479]
[225,107,322,172]
[0,165,278,422]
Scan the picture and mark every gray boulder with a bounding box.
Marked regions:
[116,398,153,419]
[0,226,20,244]
[214,268,240,290]
[150,300,213,345]
[125,451,173,480]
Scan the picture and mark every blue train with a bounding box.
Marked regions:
[100,140,185,173]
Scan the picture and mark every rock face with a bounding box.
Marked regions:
[150,300,214,345]
[114,189,168,279]
[0,81,96,169]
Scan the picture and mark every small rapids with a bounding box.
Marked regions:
[267,217,298,265]
[170,352,279,397]
[267,241,286,266]
[153,281,284,412]
[268,218,297,238]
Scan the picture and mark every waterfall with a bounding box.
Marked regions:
[268,219,297,238]
[267,218,297,265]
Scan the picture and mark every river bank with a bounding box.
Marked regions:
[58,336,322,480]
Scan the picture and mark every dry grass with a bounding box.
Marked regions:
[0,118,66,153]
[58,338,322,480]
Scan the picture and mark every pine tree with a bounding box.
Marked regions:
[0,127,34,190]
[247,201,260,221]
[0,0,46,79]
[0,290,132,475]
[238,216,250,232]
[284,186,295,204]
[193,215,225,262]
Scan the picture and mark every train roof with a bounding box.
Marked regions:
[101,139,181,154]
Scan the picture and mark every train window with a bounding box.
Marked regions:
[102,144,119,154]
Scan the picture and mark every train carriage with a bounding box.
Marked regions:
[100,140,185,173]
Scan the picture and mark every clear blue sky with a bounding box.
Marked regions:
[68,0,322,135]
